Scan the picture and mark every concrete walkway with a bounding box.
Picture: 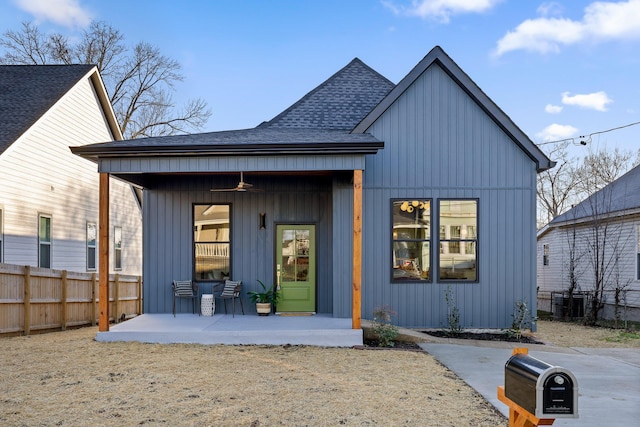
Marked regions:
[419,340,640,426]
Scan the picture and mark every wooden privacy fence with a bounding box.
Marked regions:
[0,263,142,336]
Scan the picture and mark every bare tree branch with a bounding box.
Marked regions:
[537,144,636,228]
[0,21,211,139]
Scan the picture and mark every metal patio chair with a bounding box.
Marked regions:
[213,280,244,317]
[172,280,199,316]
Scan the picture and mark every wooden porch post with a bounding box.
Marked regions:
[352,169,362,329]
[99,173,110,331]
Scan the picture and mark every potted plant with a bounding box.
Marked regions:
[247,280,279,316]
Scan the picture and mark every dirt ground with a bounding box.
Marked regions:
[0,320,636,426]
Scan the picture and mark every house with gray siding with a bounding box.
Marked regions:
[0,65,142,275]
[537,164,640,322]
[72,46,552,329]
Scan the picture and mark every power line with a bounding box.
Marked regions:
[538,120,640,146]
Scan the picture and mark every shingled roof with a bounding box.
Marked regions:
[259,58,394,130]
[551,163,640,225]
[0,64,96,155]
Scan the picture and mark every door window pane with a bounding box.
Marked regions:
[280,229,310,282]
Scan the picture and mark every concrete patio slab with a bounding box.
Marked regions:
[95,313,363,347]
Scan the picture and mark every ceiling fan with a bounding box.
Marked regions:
[210,172,259,192]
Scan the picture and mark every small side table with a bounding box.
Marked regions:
[201,294,214,316]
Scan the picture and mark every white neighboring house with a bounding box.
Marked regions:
[0,65,142,275]
[537,164,640,322]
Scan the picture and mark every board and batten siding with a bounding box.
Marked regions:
[0,76,142,275]
[143,174,334,315]
[361,62,538,328]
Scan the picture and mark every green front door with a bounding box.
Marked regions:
[276,224,316,313]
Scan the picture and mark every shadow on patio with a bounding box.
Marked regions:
[96,313,363,347]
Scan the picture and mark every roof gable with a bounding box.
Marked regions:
[352,46,554,172]
[0,64,120,155]
[259,58,394,130]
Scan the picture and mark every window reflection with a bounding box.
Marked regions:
[194,205,230,281]
[392,200,431,281]
[281,229,310,282]
[439,200,477,281]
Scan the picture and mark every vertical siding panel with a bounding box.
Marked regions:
[363,63,538,328]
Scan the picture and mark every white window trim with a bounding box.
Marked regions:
[0,206,4,263]
[114,226,122,271]
[636,224,640,281]
[87,222,97,271]
[38,214,52,269]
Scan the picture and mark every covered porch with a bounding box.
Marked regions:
[96,313,363,347]
[70,128,381,335]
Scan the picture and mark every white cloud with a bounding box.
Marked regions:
[382,0,503,23]
[545,104,563,114]
[537,2,564,17]
[494,0,640,56]
[537,123,578,142]
[15,0,92,29]
[561,91,612,111]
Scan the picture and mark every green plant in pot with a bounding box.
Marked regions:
[247,280,279,316]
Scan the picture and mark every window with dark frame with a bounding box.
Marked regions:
[194,204,230,281]
[87,222,97,270]
[38,214,51,268]
[114,226,122,271]
[392,200,431,282]
[439,200,477,281]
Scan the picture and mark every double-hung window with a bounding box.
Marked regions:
[114,227,122,271]
[87,222,97,270]
[637,226,640,280]
[438,200,478,281]
[0,207,3,262]
[392,200,431,282]
[543,244,549,266]
[38,214,51,268]
[194,204,230,281]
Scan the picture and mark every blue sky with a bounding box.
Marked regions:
[1,0,639,155]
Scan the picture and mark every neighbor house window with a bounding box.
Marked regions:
[392,200,431,282]
[0,207,3,263]
[637,226,640,280]
[439,200,477,281]
[114,227,122,271]
[543,244,549,266]
[38,214,51,268]
[87,222,97,270]
[194,204,230,281]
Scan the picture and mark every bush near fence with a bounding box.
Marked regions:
[0,263,142,336]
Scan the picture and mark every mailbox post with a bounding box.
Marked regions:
[498,348,578,427]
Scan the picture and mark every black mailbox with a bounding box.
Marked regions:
[505,352,578,419]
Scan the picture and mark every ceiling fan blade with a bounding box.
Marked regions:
[209,172,260,192]
[210,187,241,192]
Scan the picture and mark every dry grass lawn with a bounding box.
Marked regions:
[1,319,637,426]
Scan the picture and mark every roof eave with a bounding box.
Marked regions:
[71,141,384,159]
